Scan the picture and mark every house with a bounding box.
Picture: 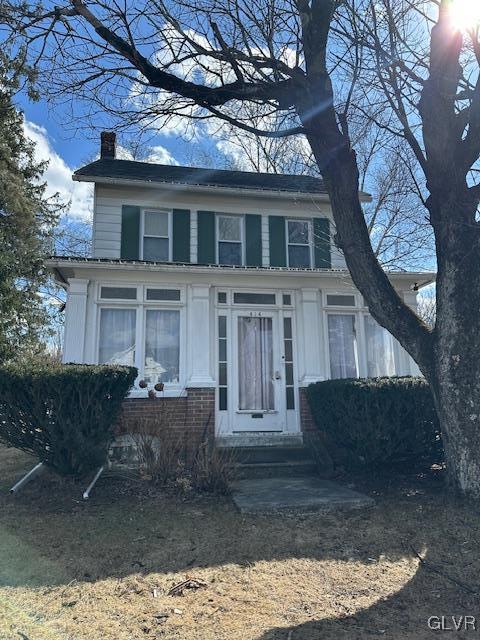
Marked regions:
[48,132,431,452]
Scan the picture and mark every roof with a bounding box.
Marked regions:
[73,159,330,195]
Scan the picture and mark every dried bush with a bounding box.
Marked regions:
[191,438,236,495]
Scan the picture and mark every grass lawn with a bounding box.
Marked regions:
[1,445,480,639]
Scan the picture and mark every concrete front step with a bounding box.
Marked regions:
[216,433,304,449]
[229,444,317,479]
[236,460,318,480]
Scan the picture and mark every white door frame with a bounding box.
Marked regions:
[231,308,284,432]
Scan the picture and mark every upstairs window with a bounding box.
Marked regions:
[287,219,311,268]
[217,215,243,265]
[142,210,170,261]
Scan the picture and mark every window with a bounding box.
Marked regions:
[282,294,292,306]
[218,315,228,410]
[365,316,395,377]
[326,294,356,307]
[100,286,137,300]
[144,310,180,384]
[284,317,295,409]
[287,219,311,268]
[328,314,358,379]
[217,215,243,265]
[218,292,227,304]
[142,210,170,261]
[233,292,276,305]
[99,309,136,365]
[146,288,181,301]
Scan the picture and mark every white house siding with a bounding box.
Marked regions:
[92,184,345,267]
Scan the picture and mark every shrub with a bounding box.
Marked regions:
[306,377,442,471]
[0,363,137,477]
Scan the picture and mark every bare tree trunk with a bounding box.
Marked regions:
[427,191,480,494]
[299,86,480,494]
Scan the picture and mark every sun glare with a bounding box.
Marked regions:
[451,0,480,32]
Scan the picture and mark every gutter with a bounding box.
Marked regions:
[46,257,435,285]
[72,174,372,204]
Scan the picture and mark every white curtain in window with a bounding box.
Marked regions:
[365,315,396,377]
[99,309,136,365]
[328,314,357,379]
[238,317,274,410]
[145,310,180,384]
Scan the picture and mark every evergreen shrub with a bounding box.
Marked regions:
[0,363,137,477]
[306,377,442,470]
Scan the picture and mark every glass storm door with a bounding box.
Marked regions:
[232,311,284,432]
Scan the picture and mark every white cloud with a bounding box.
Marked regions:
[23,121,93,222]
[116,143,178,165]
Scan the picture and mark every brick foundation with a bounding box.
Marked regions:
[114,388,215,465]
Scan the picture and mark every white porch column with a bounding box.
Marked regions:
[63,278,89,363]
[298,288,324,386]
[187,283,215,387]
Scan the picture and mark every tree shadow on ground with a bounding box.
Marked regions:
[1,448,480,639]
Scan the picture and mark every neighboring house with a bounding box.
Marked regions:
[48,132,433,450]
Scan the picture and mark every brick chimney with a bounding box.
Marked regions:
[100,131,116,159]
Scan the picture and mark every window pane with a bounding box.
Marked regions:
[144,211,168,236]
[284,317,292,339]
[288,220,309,244]
[284,340,293,362]
[219,216,241,241]
[143,237,169,261]
[219,338,227,361]
[365,316,396,377]
[219,241,242,265]
[218,315,227,338]
[288,245,311,268]
[146,288,181,301]
[328,314,357,379]
[219,387,228,411]
[326,294,356,307]
[99,309,136,365]
[145,310,180,384]
[286,387,295,410]
[100,287,137,300]
[233,292,276,305]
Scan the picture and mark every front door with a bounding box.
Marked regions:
[232,310,285,431]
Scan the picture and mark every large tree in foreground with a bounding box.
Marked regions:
[4,0,480,494]
[0,52,59,361]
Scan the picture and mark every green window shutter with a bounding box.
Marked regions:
[172,209,191,263]
[313,218,331,268]
[268,215,286,267]
[120,205,140,260]
[245,214,262,267]
[197,210,216,264]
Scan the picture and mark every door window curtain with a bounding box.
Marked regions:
[365,315,396,377]
[99,308,136,365]
[144,309,180,384]
[328,314,358,379]
[238,317,274,410]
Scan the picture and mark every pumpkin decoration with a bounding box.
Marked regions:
[154,382,165,392]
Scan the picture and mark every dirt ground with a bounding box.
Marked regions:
[1,445,480,640]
